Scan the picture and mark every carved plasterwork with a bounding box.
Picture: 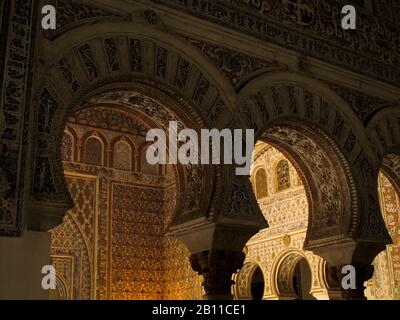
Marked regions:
[275,252,305,297]
[50,174,96,300]
[154,0,400,85]
[180,36,284,88]
[238,75,393,246]
[366,106,400,164]
[0,0,36,235]
[235,143,400,300]
[80,91,185,131]
[1,0,397,301]
[382,154,400,194]
[330,85,390,124]
[366,172,400,300]
[78,93,208,219]
[70,107,149,136]
[51,107,203,300]
[45,0,129,39]
[235,261,259,299]
[264,126,349,240]
[276,159,291,192]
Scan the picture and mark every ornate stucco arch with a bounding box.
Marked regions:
[237,71,391,288]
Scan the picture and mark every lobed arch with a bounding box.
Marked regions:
[31,81,219,231]
[237,71,391,265]
[31,15,395,281]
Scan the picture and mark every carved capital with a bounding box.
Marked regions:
[190,250,245,300]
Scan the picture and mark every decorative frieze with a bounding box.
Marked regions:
[181,36,283,87]
[154,0,400,85]
[0,0,36,235]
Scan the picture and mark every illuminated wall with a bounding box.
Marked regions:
[50,107,202,300]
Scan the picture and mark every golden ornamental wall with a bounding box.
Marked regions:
[50,107,202,300]
[50,109,399,300]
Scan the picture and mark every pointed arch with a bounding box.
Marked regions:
[111,136,136,171]
[81,131,108,167]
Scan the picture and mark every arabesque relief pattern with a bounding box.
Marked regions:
[156,0,400,85]
[50,107,202,300]
[366,173,400,299]
[1,0,400,301]
[234,142,400,300]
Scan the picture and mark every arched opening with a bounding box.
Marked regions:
[234,261,265,300]
[292,258,313,300]
[258,123,355,247]
[274,252,315,300]
[238,116,358,299]
[234,75,390,292]
[50,88,208,300]
[250,141,308,232]
[238,140,328,300]
[250,267,265,300]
